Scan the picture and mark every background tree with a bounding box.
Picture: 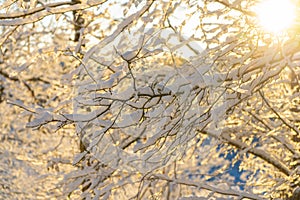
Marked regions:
[0,0,299,199]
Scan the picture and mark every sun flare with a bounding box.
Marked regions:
[255,0,296,33]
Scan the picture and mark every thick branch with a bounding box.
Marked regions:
[0,0,107,26]
[152,174,264,200]
[0,1,78,19]
[203,130,291,176]
[221,132,291,176]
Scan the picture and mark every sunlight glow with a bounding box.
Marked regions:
[255,0,296,33]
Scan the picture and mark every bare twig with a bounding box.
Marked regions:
[259,90,300,136]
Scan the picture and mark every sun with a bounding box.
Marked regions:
[255,0,296,33]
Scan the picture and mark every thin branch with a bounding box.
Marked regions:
[244,108,299,157]
[7,100,37,114]
[213,0,256,17]
[69,50,97,84]
[259,90,300,136]
[82,0,154,62]
[0,25,19,46]
[0,0,17,10]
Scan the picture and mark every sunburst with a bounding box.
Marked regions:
[255,0,296,33]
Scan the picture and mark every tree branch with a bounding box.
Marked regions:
[203,130,291,176]
[213,0,256,17]
[0,0,107,26]
[152,174,264,199]
[221,132,291,176]
[259,90,300,136]
[0,1,78,19]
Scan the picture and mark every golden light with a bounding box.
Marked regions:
[255,0,296,33]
